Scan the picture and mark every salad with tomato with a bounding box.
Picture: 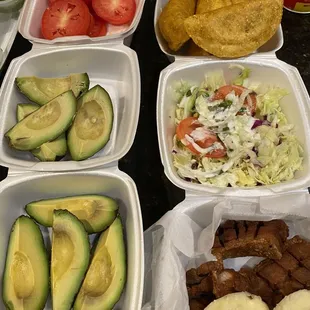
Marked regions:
[172,65,303,187]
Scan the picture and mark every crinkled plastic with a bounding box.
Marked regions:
[142,192,310,310]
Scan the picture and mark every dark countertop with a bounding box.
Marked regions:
[0,2,309,230]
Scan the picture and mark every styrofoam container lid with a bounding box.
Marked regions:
[154,0,284,61]
[18,0,146,45]
[0,168,144,310]
[0,12,19,70]
[157,58,310,196]
[0,45,140,171]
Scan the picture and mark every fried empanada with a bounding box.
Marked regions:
[184,0,283,58]
[158,0,196,51]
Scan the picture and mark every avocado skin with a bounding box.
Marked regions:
[2,216,49,310]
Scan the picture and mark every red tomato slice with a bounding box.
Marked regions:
[92,0,136,26]
[88,14,107,37]
[41,0,91,40]
[212,85,257,116]
[176,117,227,158]
[49,0,92,6]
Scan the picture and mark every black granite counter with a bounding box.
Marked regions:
[0,2,309,230]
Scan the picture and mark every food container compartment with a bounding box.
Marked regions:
[142,192,310,310]
[0,12,19,69]
[0,0,24,13]
[0,168,144,310]
[0,45,140,171]
[18,0,146,45]
[157,59,310,196]
[154,0,284,60]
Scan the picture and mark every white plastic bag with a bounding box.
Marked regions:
[142,191,310,310]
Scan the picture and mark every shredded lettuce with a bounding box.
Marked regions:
[257,88,289,125]
[171,67,303,187]
[230,65,251,86]
[202,70,226,91]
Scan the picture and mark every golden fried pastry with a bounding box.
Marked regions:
[188,0,245,56]
[158,0,196,51]
[184,0,284,58]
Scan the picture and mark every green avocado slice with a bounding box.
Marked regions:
[15,73,89,106]
[2,216,49,310]
[68,85,114,161]
[6,90,76,151]
[51,210,90,310]
[16,103,67,161]
[74,216,126,310]
[26,195,118,234]
[16,103,39,121]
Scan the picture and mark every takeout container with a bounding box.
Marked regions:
[155,0,310,196]
[0,0,24,13]
[0,168,144,310]
[18,0,146,45]
[0,45,140,171]
[142,191,310,310]
[154,0,284,61]
[0,5,145,308]
[157,58,310,196]
[0,11,20,69]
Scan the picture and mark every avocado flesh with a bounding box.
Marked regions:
[26,195,118,234]
[16,103,39,121]
[2,216,49,310]
[68,85,114,161]
[51,210,90,310]
[74,217,126,310]
[17,104,67,161]
[31,134,67,161]
[6,90,76,151]
[15,73,90,106]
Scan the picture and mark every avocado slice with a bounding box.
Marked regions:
[26,195,118,234]
[16,103,39,121]
[17,104,68,161]
[51,210,90,310]
[2,216,49,310]
[31,134,67,161]
[15,73,90,106]
[68,85,114,161]
[6,90,76,151]
[74,217,126,310]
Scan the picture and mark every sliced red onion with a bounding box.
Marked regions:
[251,119,271,129]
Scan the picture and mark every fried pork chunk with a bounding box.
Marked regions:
[212,220,288,260]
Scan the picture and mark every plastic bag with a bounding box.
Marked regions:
[142,191,310,310]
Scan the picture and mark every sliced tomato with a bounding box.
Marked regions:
[176,117,226,158]
[88,14,107,37]
[92,0,136,26]
[41,0,91,40]
[49,0,92,6]
[212,85,257,116]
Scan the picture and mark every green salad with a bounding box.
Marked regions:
[172,65,303,187]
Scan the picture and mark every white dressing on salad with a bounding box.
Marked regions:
[172,66,303,187]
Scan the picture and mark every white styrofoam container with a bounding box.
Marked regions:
[0,45,140,171]
[18,0,146,45]
[154,0,284,61]
[0,12,19,70]
[157,58,310,196]
[0,168,144,310]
